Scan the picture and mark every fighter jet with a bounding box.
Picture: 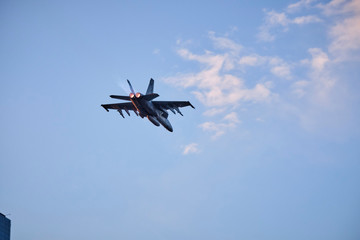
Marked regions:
[101,78,195,132]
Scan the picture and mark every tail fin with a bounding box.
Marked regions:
[127,79,135,94]
[146,78,154,95]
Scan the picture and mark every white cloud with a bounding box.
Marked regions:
[183,143,200,155]
[270,65,292,79]
[266,10,289,26]
[295,48,336,106]
[330,16,360,55]
[164,32,297,139]
[310,0,360,61]
[167,29,341,138]
[308,48,329,71]
[199,112,241,139]
[255,0,356,104]
[165,37,273,108]
[328,2,360,60]
[257,10,289,42]
[199,121,227,139]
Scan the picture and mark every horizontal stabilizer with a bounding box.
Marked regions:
[142,93,159,101]
[110,95,131,101]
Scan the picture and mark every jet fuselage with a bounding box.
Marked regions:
[129,93,173,132]
[101,79,194,132]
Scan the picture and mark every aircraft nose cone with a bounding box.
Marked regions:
[165,125,173,132]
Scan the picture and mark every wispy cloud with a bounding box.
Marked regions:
[291,80,310,98]
[183,143,200,155]
[164,35,273,108]
[153,48,160,55]
[258,6,322,42]
[209,31,243,53]
[256,117,265,122]
[317,0,348,16]
[324,0,360,61]
[310,48,336,104]
[239,55,292,79]
[286,0,317,13]
[292,15,322,24]
[164,32,291,138]
[263,0,360,60]
[165,0,359,139]
[239,54,266,66]
[295,48,335,104]
[203,108,226,116]
[199,112,241,139]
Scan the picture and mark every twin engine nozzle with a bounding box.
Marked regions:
[129,92,142,99]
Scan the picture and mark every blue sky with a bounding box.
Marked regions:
[1,0,360,239]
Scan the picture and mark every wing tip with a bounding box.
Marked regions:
[101,105,109,112]
[189,102,195,109]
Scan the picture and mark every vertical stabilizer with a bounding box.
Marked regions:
[146,78,154,95]
[127,79,135,94]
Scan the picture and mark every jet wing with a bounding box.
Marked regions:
[101,102,138,118]
[153,101,195,109]
[153,101,195,116]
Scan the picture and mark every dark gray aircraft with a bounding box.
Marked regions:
[101,79,195,132]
